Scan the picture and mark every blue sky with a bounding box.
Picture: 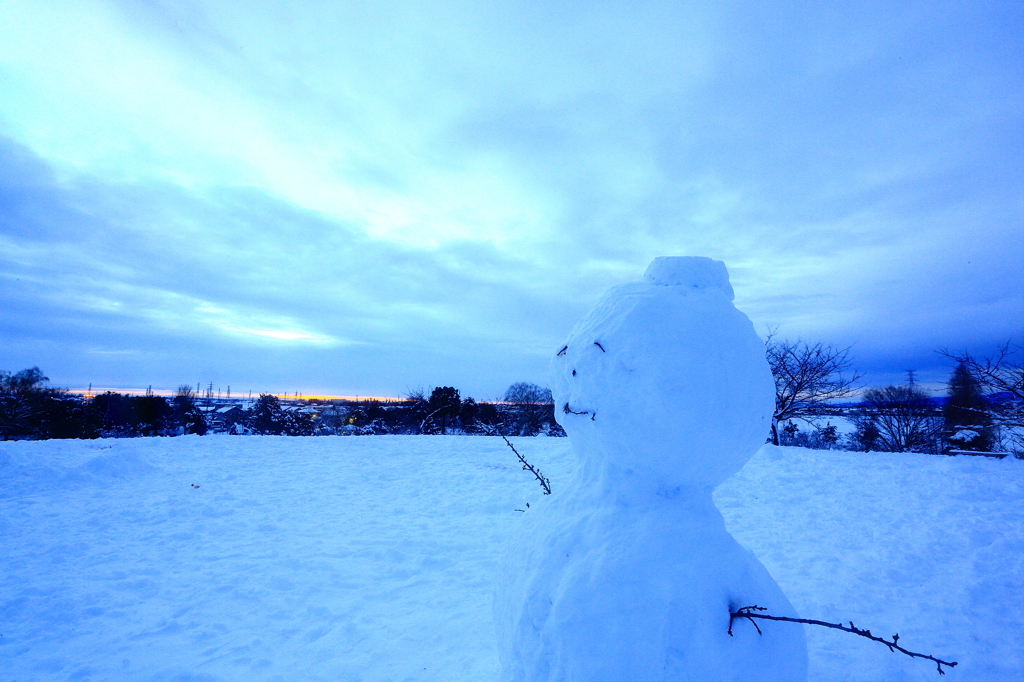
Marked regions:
[1,0,1021,399]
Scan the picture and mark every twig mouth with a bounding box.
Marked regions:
[563,403,596,421]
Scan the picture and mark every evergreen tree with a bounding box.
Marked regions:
[0,367,52,439]
[425,386,461,434]
[941,343,1024,457]
[86,392,133,437]
[944,362,993,452]
[460,396,478,420]
[131,395,172,436]
[474,401,501,433]
[281,407,316,436]
[249,394,286,435]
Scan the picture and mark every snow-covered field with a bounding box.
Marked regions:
[1,435,1022,682]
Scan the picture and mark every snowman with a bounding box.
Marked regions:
[494,256,807,682]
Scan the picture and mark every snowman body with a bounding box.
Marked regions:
[495,257,807,682]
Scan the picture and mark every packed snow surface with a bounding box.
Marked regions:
[496,256,805,681]
[2,436,1023,682]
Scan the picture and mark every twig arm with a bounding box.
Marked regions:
[728,606,957,675]
[501,434,551,495]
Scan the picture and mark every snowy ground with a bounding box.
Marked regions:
[1,436,1022,682]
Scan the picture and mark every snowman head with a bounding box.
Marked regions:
[550,257,774,490]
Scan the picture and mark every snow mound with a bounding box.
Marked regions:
[0,439,160,500]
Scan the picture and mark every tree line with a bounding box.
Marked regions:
[3,339,1021,457]
[0,374,210,440]
[228,383,563,437]
[767,336,1023,458]
[0,374,563,440]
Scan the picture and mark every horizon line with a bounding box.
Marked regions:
[64,387,412,402]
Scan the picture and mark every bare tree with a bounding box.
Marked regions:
[173,384,207,435]
[501,382,556,436]
[940,342,1024,457]
[766,332,862,445]
[854,385,943,453]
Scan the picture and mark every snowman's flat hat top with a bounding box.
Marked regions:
[642,256,735,301]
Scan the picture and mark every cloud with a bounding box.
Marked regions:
[0,135,577,396]
[0,0,1021,396]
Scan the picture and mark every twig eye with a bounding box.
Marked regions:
[556,345,568,356]
[593,341,605,352]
